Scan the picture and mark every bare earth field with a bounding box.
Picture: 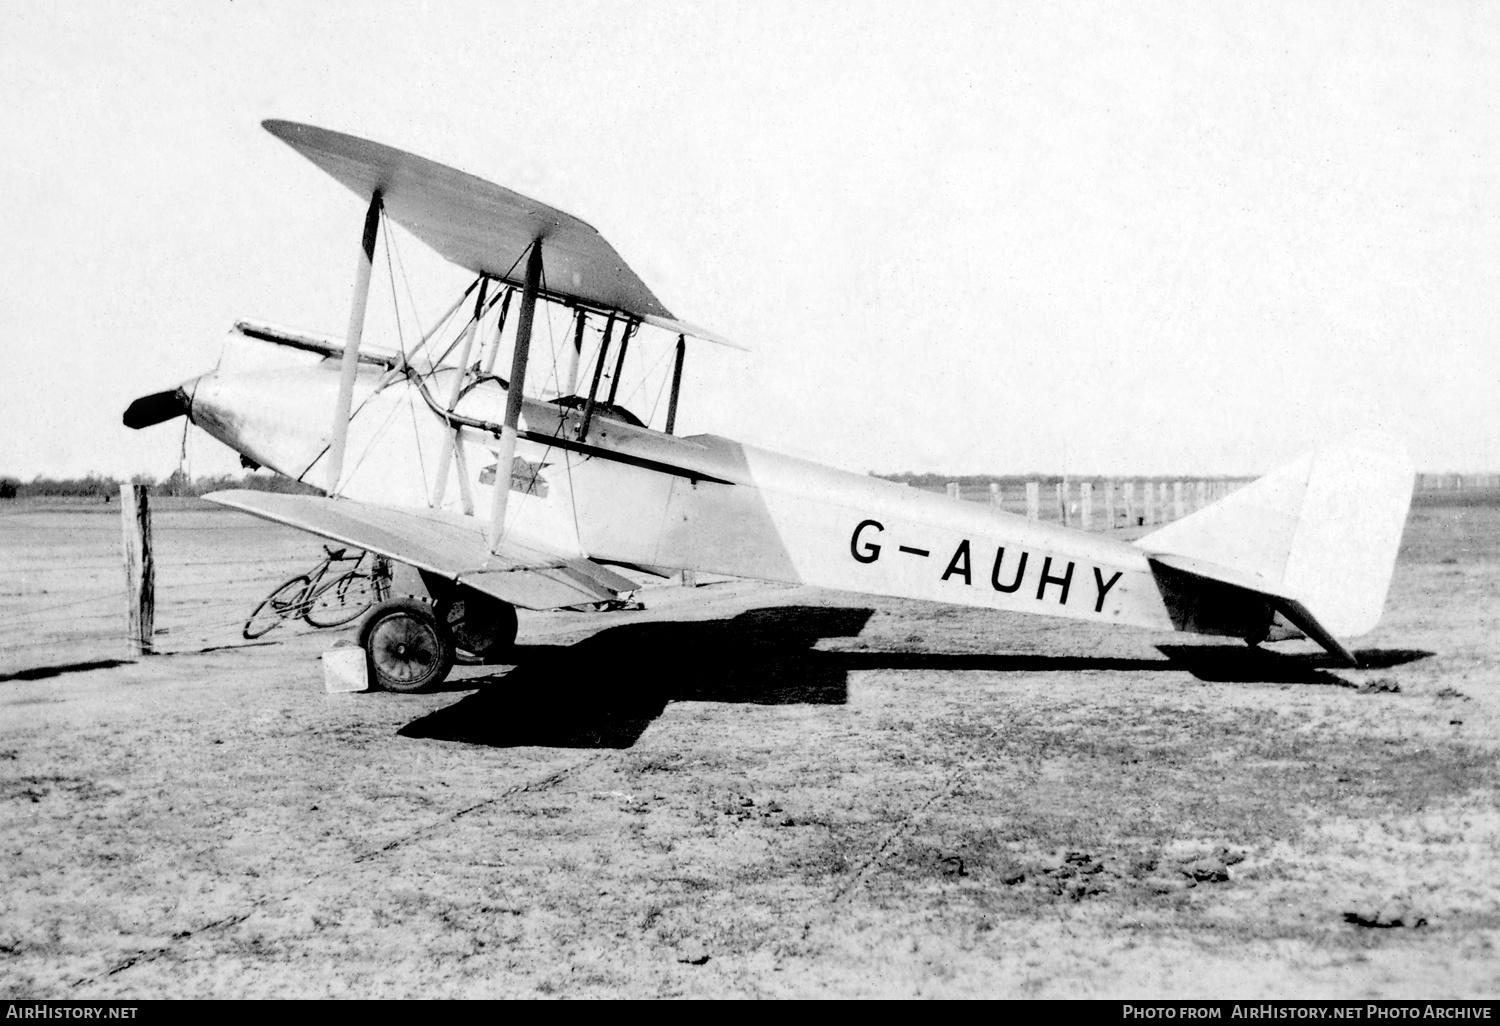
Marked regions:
[1,492,1498,998]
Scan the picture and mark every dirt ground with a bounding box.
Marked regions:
[1,491,1498,998]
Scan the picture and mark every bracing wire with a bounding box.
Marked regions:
[539,261,563,399]
[621,338,676,415]
[340,382,423,484]
[379,217,429,488]
[388,217,425,347]
[645,352,674,429]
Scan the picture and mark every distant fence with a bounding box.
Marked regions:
[1416,473,1500,490]
[926,477,1253,531]
[922,471,1499,529]
[0,492,340,677]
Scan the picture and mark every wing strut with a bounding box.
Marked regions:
[564,308,587,394]
[665,334,686,435]
[487,241,543,552]
[430,277,490,511]
[578,312,615,442]
[479,287,514,376]
[327,191,382,494]
[606,319,637,405]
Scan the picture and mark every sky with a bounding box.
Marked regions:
[2,0,1497,481]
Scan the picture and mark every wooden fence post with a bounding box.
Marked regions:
[1080,481,1093,531]
[989,482,1000,506]
[120,483,154,656]
[1104,480,1116,529]
[1026,481,1040,521]
[1056,481,1068,526]
[946,482,960,499]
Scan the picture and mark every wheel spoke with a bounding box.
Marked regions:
[372,617,438,683]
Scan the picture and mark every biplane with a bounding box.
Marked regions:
[125,121,1414,692]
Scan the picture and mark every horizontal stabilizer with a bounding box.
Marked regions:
[204,489,633,610]
[1146,553,1357,666]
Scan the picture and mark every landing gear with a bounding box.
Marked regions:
[359,598,454,693]
[1243,612,1273,650]
[437,591,518,664]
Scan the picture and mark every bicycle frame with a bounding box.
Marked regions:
[243,548,391,639]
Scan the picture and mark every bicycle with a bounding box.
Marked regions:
[243,546,392,640]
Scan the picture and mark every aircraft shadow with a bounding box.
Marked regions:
[398,606,1436,749]
[399,606,874,749]
[1155,644,1433,686]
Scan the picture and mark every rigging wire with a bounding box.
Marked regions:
[620,337,675,415]
[425,281,508,375]
[541,301,564,399]
[387,215,426,348]
[381,217,429,489]
[381,213,412,364]
[645,351,674,429]
[543,267,563,399]
[574,320,607,398]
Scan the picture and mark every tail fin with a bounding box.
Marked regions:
[1137,432,1413,663]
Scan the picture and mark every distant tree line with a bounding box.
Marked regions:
[0,471,321,500]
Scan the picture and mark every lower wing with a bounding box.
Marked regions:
[204,489,637,609]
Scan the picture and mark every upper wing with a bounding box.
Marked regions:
[261,121,744,350]
[204,489,637,610]
[264,120,664,317]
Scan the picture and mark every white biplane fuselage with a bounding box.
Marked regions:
[190,331,1171,631]
[127,120,1415,687]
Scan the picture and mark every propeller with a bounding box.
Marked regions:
[123,387,192,430]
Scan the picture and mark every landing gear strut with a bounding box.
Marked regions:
[437,591,518,664]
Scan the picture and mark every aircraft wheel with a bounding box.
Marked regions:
[437,591,518,663]
[359,598,454,693]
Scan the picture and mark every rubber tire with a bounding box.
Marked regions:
[243,575,311,640]
[436,591,518,663]
[304,571,379,628]
[359,598,455,693]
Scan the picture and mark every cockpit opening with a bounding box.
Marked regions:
[548,394,645,428]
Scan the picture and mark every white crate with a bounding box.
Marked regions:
[322,647,368,693]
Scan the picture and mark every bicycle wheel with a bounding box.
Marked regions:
[305,571,379,628]
[243,575,312,640]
